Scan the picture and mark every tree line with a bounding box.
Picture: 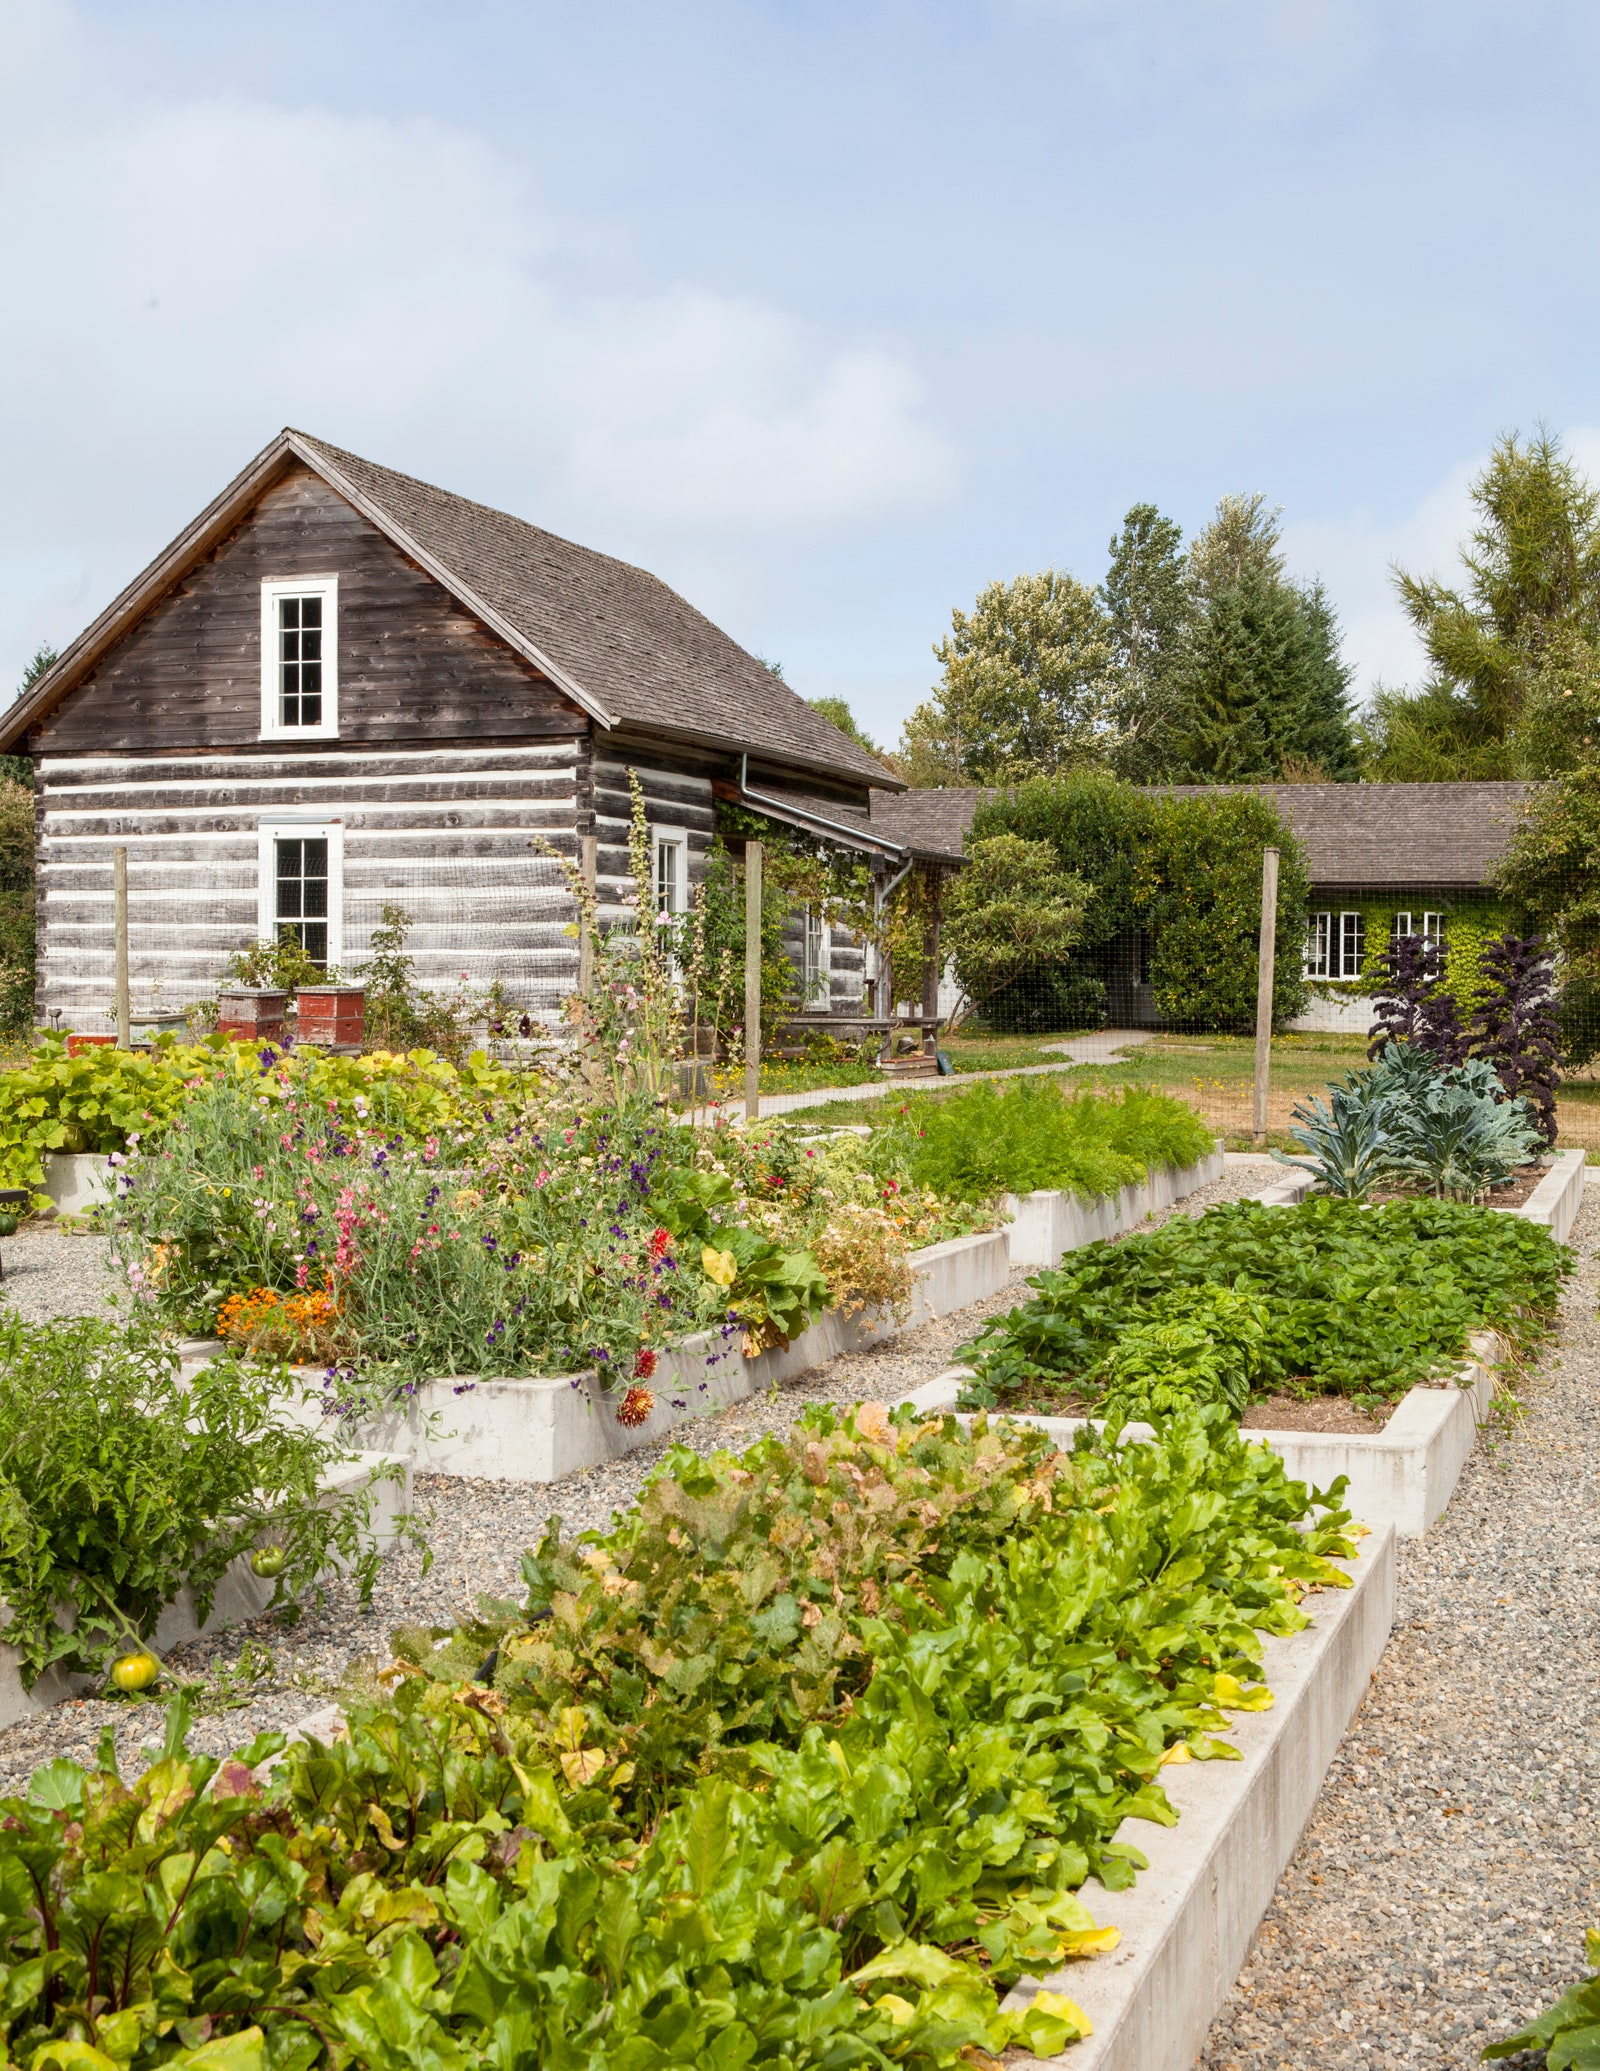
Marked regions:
[810,426,1600,789]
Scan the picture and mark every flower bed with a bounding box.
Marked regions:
[0,1403,1362,2070]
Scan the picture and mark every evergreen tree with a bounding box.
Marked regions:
[1099,504,1192,780]
[1293,580,1360,778]
[1370,428,1600,777]
[1162,500,1357,781]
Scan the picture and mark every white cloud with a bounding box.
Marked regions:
[0,0,954,692]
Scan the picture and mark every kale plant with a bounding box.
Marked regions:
[1367,931,1468,1065]
[1389,1068,1546,1200]
[1275,1081,1399,1199]
[1471,931,1563,1145]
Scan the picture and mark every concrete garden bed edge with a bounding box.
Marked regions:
[894,1330,1506,1539]
[1004,1521,1397,2071]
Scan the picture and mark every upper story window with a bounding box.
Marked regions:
[260,577,339,739]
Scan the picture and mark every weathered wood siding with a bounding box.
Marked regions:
[36,743,581,1031]
[593,754,715,923]
[28,470,587,755]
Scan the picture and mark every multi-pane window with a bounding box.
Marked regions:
[277,596,323,727]
[656,837,682,915]
[802,906,828,1001]
[275,837,329,966]
[652,827,688,920]
[1338,910,1365,980]
[1393,909,1446,969]
[1304,912,1332,979]
[260,577,338,738]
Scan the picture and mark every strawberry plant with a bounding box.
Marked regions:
[958,1196,1568,1410]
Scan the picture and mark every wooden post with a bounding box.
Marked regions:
[744,840,762,1121]
[920,867,942,1026]
[577,834,597,995]
[113,846,131,1049]
[1252,846,1280,1147]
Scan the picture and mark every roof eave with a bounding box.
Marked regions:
[606,715,905,795]
[0,429,618,755]
[0,431,309,753]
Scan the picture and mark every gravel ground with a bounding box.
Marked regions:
[0,1159,1278,1791]
[1200,1184,1600,2071]
[0,1221,120,1323]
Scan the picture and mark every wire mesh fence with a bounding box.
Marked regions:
[940,871,1592,1155]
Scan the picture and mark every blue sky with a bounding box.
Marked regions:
[6,0,1600,747]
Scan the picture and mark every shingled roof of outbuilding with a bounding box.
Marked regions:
[866,780,1544,884]
[1156,781,1540,886]
[0,429,905,792]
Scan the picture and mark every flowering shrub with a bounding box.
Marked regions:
[115,1070,755,1401]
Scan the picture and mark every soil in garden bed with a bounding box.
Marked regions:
[1363,1164,1550,1211]
[975,1384,1396,1431]
[1239,1392,1390,1434]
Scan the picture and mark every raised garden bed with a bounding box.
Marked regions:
[0,1449,411,1727]
[1003,1148,1225,1265]
[1006,1520,1396,2071]
[180,1153,1224,1483]
[1252,1146,1586,1241]
[898,1333,1502,1539]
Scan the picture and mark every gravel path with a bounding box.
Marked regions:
[0,1222,119,1323]
[1200,1185,1600,2071]
[0,1160,1277,1791]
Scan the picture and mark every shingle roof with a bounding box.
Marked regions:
[0,429,904,792]
[290,435,900,789]
[868,787,990,860]
[1156,781,1540,886]
[866,780,1544,885]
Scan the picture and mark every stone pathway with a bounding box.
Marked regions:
[1200,1186,1600,2070]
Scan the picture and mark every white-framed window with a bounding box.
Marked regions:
[257,819,343,968]
[652,825,689,917]
[260,577,339,739]
[1337,910,1365,980]
[1304,911,1332,979]
[1392,911,1414,939]
[802,906,830,1002]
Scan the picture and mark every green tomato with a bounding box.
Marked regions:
[111,1651,160,1694]
[250,1547,286,1579]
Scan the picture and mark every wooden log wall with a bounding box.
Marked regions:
[35,741,582,1032]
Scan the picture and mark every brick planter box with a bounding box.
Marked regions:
[296,985,364,1052]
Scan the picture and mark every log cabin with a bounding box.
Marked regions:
[0,430,945,1034]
